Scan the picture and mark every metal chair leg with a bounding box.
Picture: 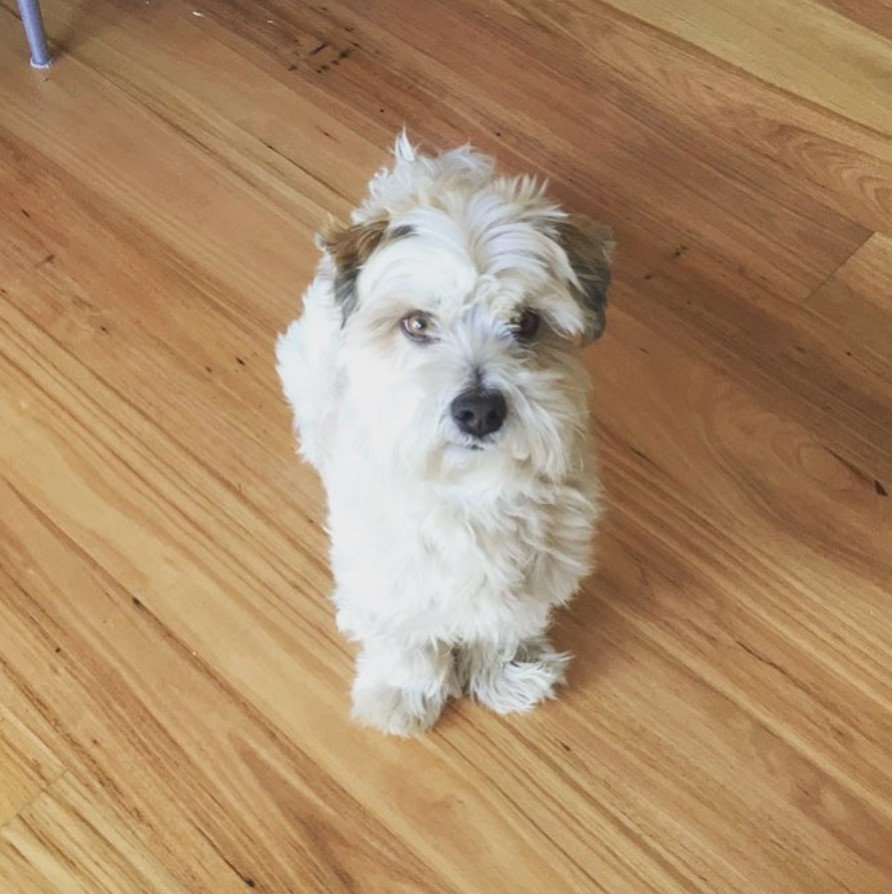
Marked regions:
[17,0,52,69]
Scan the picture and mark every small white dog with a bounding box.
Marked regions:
[276,133,613,736]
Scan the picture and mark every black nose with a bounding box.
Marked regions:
[450,389,507,438]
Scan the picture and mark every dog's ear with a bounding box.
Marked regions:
[317,217,413,325]
[555,216,615,344]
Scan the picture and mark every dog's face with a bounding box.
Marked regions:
[319,139,613,483]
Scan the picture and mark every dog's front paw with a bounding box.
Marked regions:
[350,682,446,737]
[350,640,458,737]
[461,638,571,715]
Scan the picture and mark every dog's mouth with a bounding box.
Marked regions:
[452,434,496,452]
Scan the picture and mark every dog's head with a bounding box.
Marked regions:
[318,134,614,482]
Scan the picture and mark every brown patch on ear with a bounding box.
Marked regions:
[555,215,615,343]
[318,217,414,324]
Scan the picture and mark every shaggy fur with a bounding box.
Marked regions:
[276,133,613,736]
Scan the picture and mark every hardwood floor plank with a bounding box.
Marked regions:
[813,0,892,40]
[805,232,892,362]
[0,126,330,558]
[598,0,892,137]
[0,13,308,322]
[494,0,892,234]
[0,705,65,827]
[611,242,892,486]
[0,773,197,894]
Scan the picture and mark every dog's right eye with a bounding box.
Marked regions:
[400,311,435,342]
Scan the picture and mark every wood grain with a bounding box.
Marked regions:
[0,773,196,894]
[0,706,64,827]
[805,233,892,355]
[1,0,891,891]
[599,0,892,136]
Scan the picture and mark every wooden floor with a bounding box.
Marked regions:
[1,0,891,891]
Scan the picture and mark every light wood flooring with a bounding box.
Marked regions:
[1,0,891,891]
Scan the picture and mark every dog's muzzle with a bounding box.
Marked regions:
[450,388,507,439]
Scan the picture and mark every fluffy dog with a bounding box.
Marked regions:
[276,133,613,736]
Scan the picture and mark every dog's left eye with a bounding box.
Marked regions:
[512,309,541,341]
[401,311,435,342]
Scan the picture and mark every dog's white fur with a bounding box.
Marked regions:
[277,134,612,736]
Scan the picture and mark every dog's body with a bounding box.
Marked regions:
[277,134,613,735]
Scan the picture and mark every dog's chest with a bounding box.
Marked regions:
[328,477,593,643]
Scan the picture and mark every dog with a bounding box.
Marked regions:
[276,133,613,736]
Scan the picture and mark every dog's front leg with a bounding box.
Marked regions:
[350,638,460,737]
[456,635,571,715]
